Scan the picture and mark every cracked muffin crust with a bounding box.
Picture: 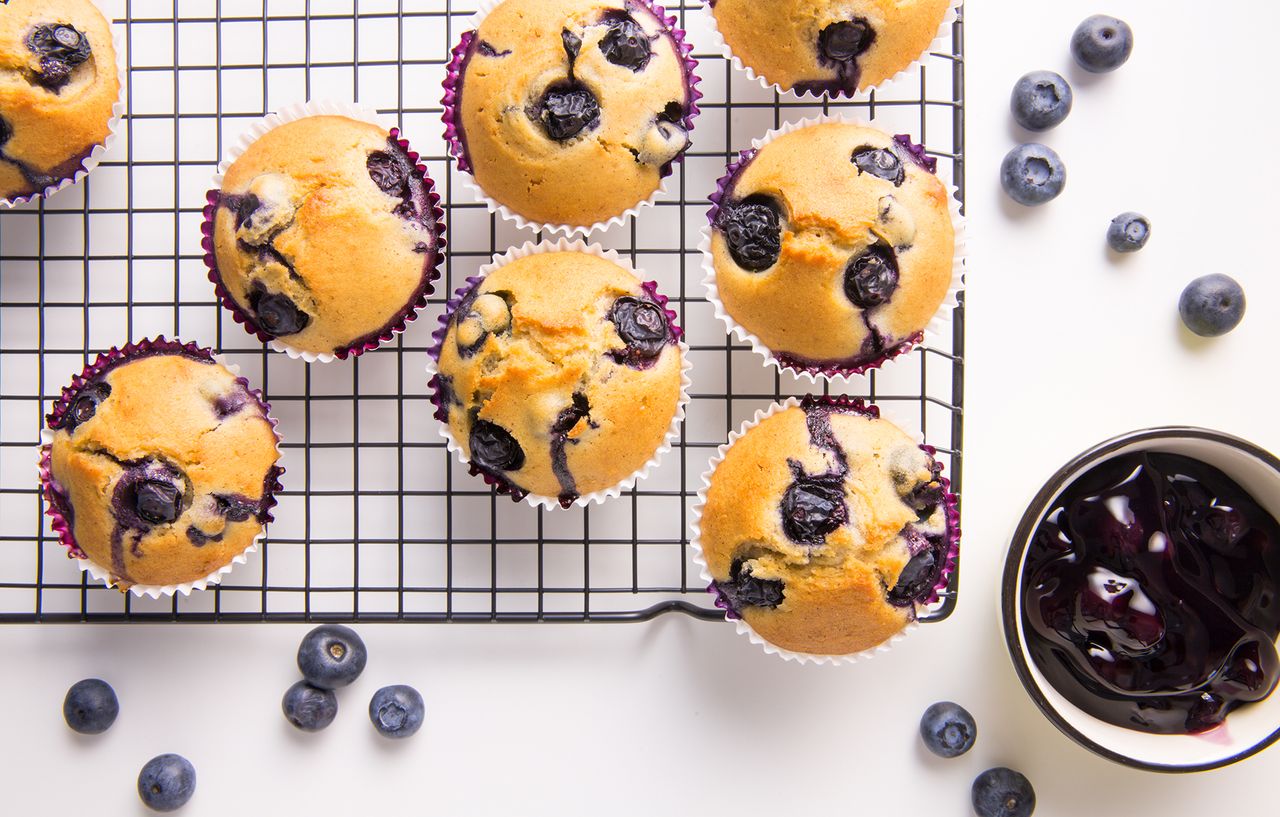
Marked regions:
[42,339,282,590]
[0,0,119,201]
[709,0,950,96]
[430,249,684,507]
[445,0,697,229]
[708,121,954,376]
[208,115,443,358]
[698,397,956,656]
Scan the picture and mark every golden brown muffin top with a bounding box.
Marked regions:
[711,0,950,95]
[710,122,954,372]
[454,0,693,228]
[211,115,442,357]
[46,346,281,590]
[434,250,684,506]
[0,0,119,200]
[699,399,951,655]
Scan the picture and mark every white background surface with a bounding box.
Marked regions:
[4,1,1280,814]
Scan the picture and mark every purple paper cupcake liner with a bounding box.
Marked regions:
[689,394,959,664]
[201,119,446,362]
[442,0,703,230]
[427,241,687,509]
[39,337,285,592]
[703,122,957,381]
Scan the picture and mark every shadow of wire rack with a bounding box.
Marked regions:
[0,0,964,624]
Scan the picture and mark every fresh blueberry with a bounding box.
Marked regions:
[972,767,1035,817]
[1010,71,1072,131]
[717,194,783,272]
[63,382,111,431]
[368,684,425,739]
[469,420,525,472]
[63,678,119,735]
[282,680,338,732]
[297,624,368,690]
[599,16,652,71]
[887,545,941,606]
[137,754,196,813]
[717,558,784,610]
[818,19,875,63]
[1000,143,1066,206]
[608,297,669,359]
[852,146,904,185]
[1107,212,1150,253]
[135,479,181,525]
[781,477,848,544]
[1179,274,1246,337]
[844,243,900,308]
[249,287,310,337]
[1071,15,1133,73]
[919,701,976,758]
[534,83,601,141]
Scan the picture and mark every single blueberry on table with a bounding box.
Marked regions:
[599,16,652,71]
[1179,274,1246,337]
[1071,15,1133,73]
[1000,143,1065,206]
[818,19,875,64]
[717,194,783,272]
[137,754,196,813]
[535,83,601,142]
[780,477,848,544]
[63,678,119,735]
[972,767,1035,817]
[134,479,181,525]
[248,287,310,337]
[469,420,525,472]
[297,624,368,690]
[1107,212,1150,253]
[851,146,905,185]
[368,684,425,739]
[1010,71,1072,131]
[844,243,900,308]
[282,680,338,732]
[918,701,976,758]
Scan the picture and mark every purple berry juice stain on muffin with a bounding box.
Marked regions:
[548,392,595,505]
[788,16,876,96]
[1022,452,1280,735]
[106,459,191,581]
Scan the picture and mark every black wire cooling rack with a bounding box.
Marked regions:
[0,0,964,624]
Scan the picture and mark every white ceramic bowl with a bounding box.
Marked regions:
[1001,427,1280,772]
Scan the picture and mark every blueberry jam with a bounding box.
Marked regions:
[716,194,783,272]
[607,295,672,368]
[26,24,93,92]
[1022,452,1280,734]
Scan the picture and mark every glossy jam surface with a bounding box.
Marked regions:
[1022,452,1280,734]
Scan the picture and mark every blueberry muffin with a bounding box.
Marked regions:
[444,0,698,229]
[698,396,957,656]
[430,250,684,507]
[709,0,950,96]
[0,0,120,201]
[42,339,283,590]
[708,122,954,377]
[205,115,444,359]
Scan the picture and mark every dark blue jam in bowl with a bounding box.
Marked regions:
[1021,451,1280,735]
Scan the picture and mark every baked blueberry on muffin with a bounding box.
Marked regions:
[204,115,444,359]
[696,396,958,656]
[708,0,951,96]
[41,339,283,591]
[0,0,120,202]
[429,248,685,507]
[707,121,955,377]
[443,0,699,230]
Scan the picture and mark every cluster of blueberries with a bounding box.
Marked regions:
[918,702,1035,817]
[61,625,421,812]
[1000,14,1247,340]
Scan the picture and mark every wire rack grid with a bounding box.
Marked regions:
[0,0,965,624]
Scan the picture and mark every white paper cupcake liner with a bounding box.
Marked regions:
[689,395,960,665]
[38,338,285,598]
[441,0,702,237]
[0,0,127,209]
[425,237,692,511]
[700,0,961,100]
[202,99,446,364]
[700,113,967,384]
